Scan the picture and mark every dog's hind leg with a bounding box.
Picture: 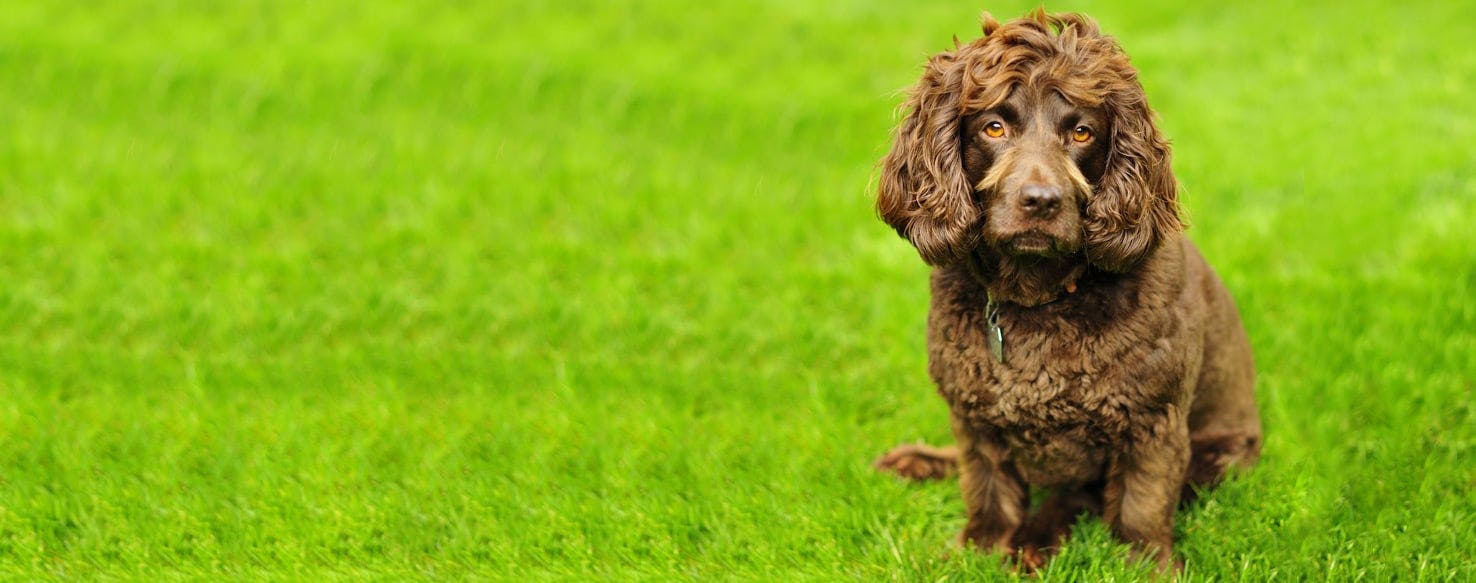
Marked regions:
[1181,431,1261,504]
[1183,252,1262,503]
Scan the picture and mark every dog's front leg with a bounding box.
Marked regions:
[1103,406,1190,572]
[953,420,1028,554]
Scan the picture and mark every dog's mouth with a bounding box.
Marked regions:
[1004,232,1059,256]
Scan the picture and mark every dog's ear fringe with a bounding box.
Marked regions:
[1085,89,1184,272]
[1068,22,1183,272]
[875,49,978,267]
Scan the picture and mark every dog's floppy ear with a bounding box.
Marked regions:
[1083,60,1183,272]
[876,48,978,267]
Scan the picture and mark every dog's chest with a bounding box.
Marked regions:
[966,369,1118,485]
[933,310,1132,437]
[931,308,1139,486]
[948,364,1131,486]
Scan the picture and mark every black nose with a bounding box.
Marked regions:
[1019,184,1062,218]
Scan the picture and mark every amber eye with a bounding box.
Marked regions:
[983,121,1006,138]
[1072,125,1093,143]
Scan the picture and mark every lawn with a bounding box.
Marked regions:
[1,0,1473,579]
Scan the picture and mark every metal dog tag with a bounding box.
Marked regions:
[985,294,1004,363]
[988,322,1004,363]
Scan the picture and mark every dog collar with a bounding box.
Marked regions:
[984,280,1079,364]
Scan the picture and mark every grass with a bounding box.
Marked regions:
[1,0,1473,579]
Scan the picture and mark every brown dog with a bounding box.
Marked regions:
[872,11,1261,572]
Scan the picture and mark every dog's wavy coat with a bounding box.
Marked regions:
[874,11,1261,572]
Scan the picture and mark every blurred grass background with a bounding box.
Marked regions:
[1,0,1473,579]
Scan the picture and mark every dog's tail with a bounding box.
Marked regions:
[873,443,959,481]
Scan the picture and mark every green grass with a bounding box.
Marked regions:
[1,0,1473,579]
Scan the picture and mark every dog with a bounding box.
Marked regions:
[872,10,1262,572]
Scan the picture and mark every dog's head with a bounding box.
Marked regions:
[877,11,1181,272]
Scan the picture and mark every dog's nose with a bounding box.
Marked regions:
[1019,184,1062,218]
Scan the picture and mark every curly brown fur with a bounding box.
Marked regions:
[873,10,1261,573]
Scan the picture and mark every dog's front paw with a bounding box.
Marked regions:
[1012,545,1049,574]
[873,443,959,481]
